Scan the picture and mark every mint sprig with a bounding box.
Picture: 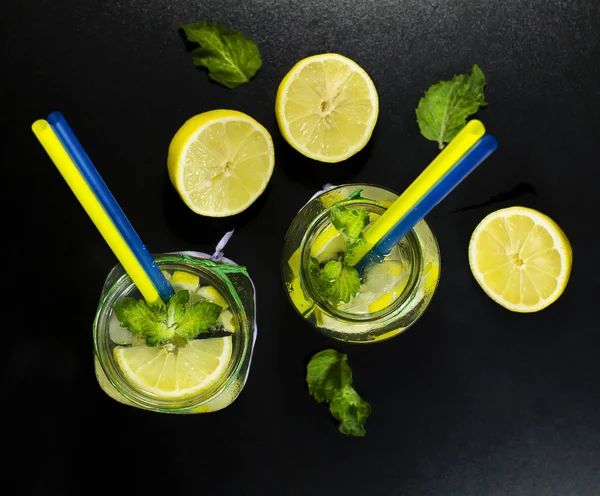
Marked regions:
[113,290,222,346]
[331,205,369,239]
[416,64,487,149]
[330,204,369,263]
[180,22,262,89]
[311,259,361,305]
[306,349,371,436]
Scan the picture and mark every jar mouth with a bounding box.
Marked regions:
[93,256,250,413]
[299,201,423,323]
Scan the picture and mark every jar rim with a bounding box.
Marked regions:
[93,255,250,413]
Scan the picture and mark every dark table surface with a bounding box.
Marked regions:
[4,0,600,494]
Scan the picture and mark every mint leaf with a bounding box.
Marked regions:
[312,260,361,304]
[174,300,222,340]
[166,289,189,327]
[344,238,364,263]
[180,22,262,89]
[306,349,353,403]
[331,205,369,240]
[320,260,343,281]
[113,290,222,346]
[113,298,169,342]
[306,350,370,436]
[329,385,371,437]
[416,64,487,149]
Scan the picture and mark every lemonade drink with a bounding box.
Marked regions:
[282,185,441,343]
[94,253,256,413]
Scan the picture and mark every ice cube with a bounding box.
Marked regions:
[109,313,136,345]
[364,261,409,294]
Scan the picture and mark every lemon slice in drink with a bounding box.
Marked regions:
[275,53,379,163]
[196,285,229,308]
[114,337,232,399]
[167,110,275,217]
[170,270,200,293]
[468,207,572,312]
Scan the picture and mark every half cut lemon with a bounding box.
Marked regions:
[468,207,572,312]
[168,110,275,217]
[275,53,378,163]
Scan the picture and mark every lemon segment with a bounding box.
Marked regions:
[468,207,572,312]
[196,285,229,309]
[114,337,232,399]
[275,53,379,163]
[217,309,235,332]
[169,270,200,294]
[167,110,275,217]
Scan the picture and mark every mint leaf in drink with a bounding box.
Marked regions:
[306,350,370,436]
[165,289,189,326]
[416,64,487,149]
[344,237,365,264]
[320,259,343,281]
[113,290,222,346]
[331,205,369,240]
[174,300,223,340]
[113,298,169,342]
[180,22,262,89]
[312,259,361,304]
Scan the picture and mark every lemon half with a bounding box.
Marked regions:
[468,207,572,312]
[167,110,275,217]
[275,53,379,163]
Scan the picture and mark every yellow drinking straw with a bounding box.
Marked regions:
[350,119,486,265]
[32,120,162,305]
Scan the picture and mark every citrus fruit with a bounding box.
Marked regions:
[196,285,229,308]
[275,53,379,163]
[170,270,200,293]
[114,337,232,399]
[167,110,275,217]
[468,206,572,312]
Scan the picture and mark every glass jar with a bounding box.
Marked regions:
[281,184,441,343]
[93,252,256,413]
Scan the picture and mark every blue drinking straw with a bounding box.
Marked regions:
[355,134,498,273]
[47,111,175,303]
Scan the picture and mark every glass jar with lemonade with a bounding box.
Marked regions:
[93,253,256,413]
[282,184,441,343]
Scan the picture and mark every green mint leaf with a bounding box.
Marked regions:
[320,260,343,281]
[306,349,353,403]
[174,300,222,340]
[331,205,370,240]
[329,384,371,437]
[180,22,262,89]
[306,350,370,436]
[344,238,364,263]
[416,64,487,149]
[313,260,361,304]
[113,298,168,340]
[145,326,176,347]
[166,290,189,327]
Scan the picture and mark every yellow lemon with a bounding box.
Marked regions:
[468,207,572,312]
[167,110,275,217]
[275,53,378,163]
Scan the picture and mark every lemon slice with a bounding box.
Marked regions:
[170,270,200,293]
[114,337,232,399]
[275,53,379,163]
[167,110,275,217]
[196,285,229,308]
[468,207,572,312]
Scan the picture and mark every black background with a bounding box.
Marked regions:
[3,0,600,494]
